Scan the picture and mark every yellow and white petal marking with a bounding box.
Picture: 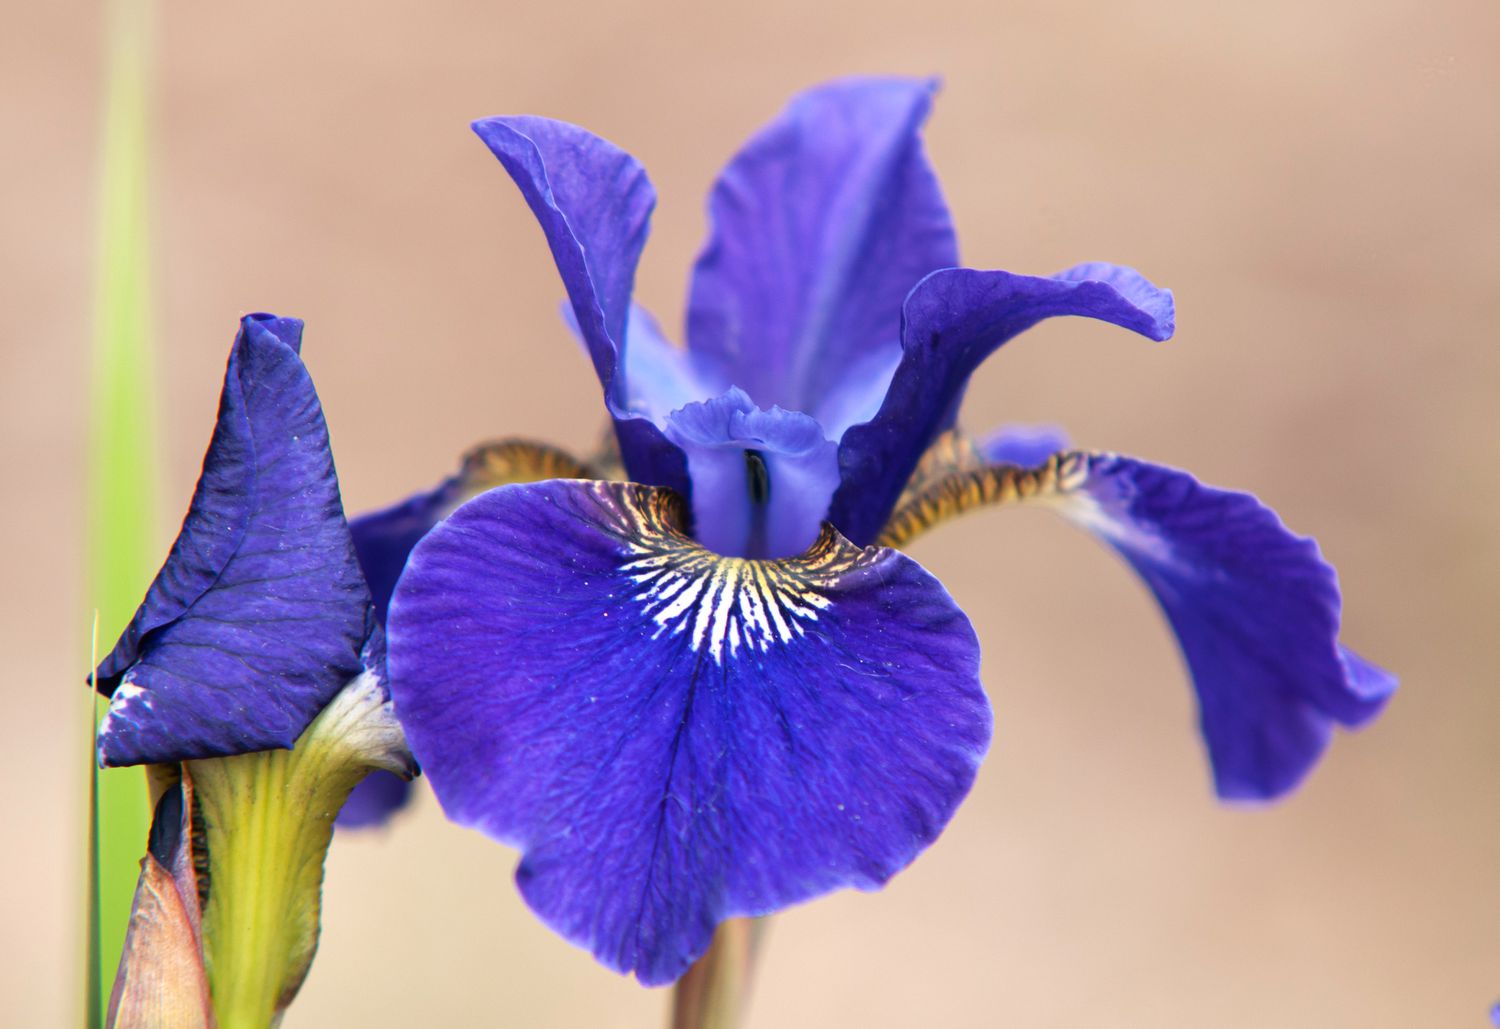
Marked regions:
[596,485,876,666]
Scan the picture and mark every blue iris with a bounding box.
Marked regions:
[92,314,383,770]
[358,77,1395,985]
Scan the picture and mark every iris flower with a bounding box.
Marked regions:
[94,314,384,766]
[92,314,411,1024]
[364,77,1395,985]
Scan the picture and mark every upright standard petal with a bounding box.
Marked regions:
[619,305,727,423]
[663,389,840,559]
[386,480,989,984]
[685,77,958,430]
[472,116,689,496]
[93,315,373,767]
[561,300,728,423]
[831,263,1174,546]
[878,451,1396,800]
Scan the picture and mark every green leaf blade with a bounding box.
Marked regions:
[87,1,158,1024]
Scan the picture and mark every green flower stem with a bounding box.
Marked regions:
[670,918,766,1029]
[186,673,409,1028]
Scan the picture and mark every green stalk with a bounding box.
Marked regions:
[188,673,409,1027]
[87,0,158,1023]
[669,919,767,1029]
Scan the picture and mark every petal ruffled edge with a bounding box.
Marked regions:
[386,478,990,983]
[878,447,1395,800]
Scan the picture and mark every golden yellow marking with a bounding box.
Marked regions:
[894,430,987,508]
[876,451,1092,549]
[458,439,596,496]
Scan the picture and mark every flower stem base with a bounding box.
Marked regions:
[670,918,766,1029]
[186,671,409,1028]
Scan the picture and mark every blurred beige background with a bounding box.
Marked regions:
[6,0,1498,1024]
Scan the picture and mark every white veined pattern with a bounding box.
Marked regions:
[591,483,876,666]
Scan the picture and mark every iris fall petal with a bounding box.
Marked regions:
[1059,453,1394,800]
[386,479,990,984]
[978,424,1071,468]
[350,439,595,623]
[880,449,1395,800]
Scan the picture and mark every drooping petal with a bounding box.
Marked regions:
[93,315,374,768]
[663,388,840,559]
[1335,647,1399,726]
[350,440,596,622]
[386,480,989,985]
[685,77,958,430]
[472,116,689,496]
[350,487,453,628]
[345,443,589,829]
[831,263,1174,546]
[878,450,1394,800]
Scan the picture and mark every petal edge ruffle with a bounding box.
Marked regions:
[878,449,1394,800]
[386,479,990,983]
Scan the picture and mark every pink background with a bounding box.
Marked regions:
[6,0,1498,1024]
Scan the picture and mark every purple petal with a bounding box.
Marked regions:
[663,389,840,558]
[93,315,374,767]
[1335,646,1399,727]
[351,478,460,625]
[336,770,414,829]
[831,263,1174,546]
[386,479,989,984]
[1059,453,1395,800]
[351,440,597,624]
[566,302,727,423]
[978,424,1072,468]
[472,116,689,496]
[686,77,958,430]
